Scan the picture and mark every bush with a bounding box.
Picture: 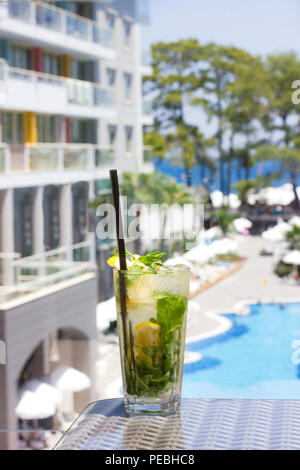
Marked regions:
[274,261,293,278]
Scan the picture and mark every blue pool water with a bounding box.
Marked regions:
[182,302,300,399]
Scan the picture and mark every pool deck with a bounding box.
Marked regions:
[96,236,300,399]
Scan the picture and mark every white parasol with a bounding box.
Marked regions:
[96,296,117,331]
[282,250,300,266]
[21,379,62,406]
[262,221,291,242]
[50,366,91,392]
[210,238,237,255]
[184,243,214,264]
[289,216,300,227]
[15,390,56,420]
[233,217,253,233]
[204,226,223,240]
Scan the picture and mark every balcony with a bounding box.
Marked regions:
[0,60,115,118]
[0,238,95,303]
[0,1,115,60]
[0,144,116,174]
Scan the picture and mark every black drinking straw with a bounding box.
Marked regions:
[109,169,129,360]
[109,169,127,272]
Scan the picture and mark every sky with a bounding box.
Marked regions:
[142,0,300,57]
[141,0,300,142]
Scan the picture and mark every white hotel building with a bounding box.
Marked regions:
[0,0,153,449]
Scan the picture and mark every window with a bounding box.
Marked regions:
[15,113,23,145]
[124,22,131,48]
[2,112,23,145]
[3,113,13,145]
[106,12,115,31]
[125,126,133,155]
[43,53,60,76]
[37,115,56,143]
[43,186,60,251]
[71,119,89,144]
[11,45,30,69]
[108,125,117,146]
[124,73,132,102]
[106,68,116,87]
[71,60,85,81]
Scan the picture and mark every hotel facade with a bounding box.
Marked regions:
[0,0,152,449]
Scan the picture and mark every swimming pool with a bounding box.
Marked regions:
[183,302,300,399]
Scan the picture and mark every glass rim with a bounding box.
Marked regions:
[114,265,190,275]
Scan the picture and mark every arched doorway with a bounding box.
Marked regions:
[16,326,94,449]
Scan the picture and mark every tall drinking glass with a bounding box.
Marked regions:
[113,265,190,415]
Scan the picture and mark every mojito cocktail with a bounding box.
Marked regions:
[108,250,190,415]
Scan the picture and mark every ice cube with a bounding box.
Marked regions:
[152,265,190,296]
[126,273,157,304]
[127,303,157,331]
[125,266,190,304]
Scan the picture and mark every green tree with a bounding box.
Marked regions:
[166,122,197,186]
[210,207,238,235]
[146,39,203,129]
[223,52,268,192]
[286,225,300,250]
[233,171,282,206]
[191,44,256,194]
[254,53,300,208]
[262,52,300,145]
[185,125,216,189]
[254,144,300,208]
[143,40,207,185]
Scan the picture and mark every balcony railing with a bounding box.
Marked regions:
[7,0,32,22]
[8,64,114,108]
[0,144,116,174]
[95,148,115,167]
[27,144,115,172]
[0,238,95,303]
[8,0,113,48]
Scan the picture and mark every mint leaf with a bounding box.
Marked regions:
[155,292,187,332]
[139,251,166,268]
